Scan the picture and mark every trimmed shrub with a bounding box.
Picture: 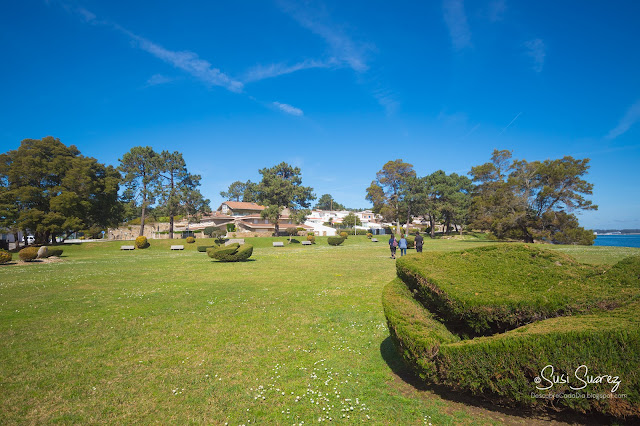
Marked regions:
[197,245,217,252]
[328,236,345,246]
[339,231,348,239]
[366,232,373,239]
[135,236,149,249]
[47,248,63,257]
[226,223,236,232]
[383,245,640,419]
[207,243,253,262]
[306,235,315,244]
[18,247,39,262]
[307,232,314,236]
[0,249,12,264]
[396,245,639,336]
[186,236,195,243]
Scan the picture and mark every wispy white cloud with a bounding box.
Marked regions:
[524,38,545,72]
[273,102,304,116]
[145,74,173,87]
[371,86,399,116]
[277,0,372,73]
[54,2,243,93]
[119,28,243,92]
[606,100,640,139]
[443,0,472,50]
[243,59,334,83]
[488,0,506,22]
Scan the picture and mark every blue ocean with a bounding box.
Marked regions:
[594,234,640,248]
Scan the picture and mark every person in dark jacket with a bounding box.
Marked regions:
[388,235,397,259]
[415,231,424,253]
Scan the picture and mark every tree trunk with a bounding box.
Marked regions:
[169,173,175,239]
[44,230,51,245]
[13,232,19,248]
[140,202,146,237]
[429,213,435,239]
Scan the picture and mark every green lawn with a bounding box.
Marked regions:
[1,236,637,424]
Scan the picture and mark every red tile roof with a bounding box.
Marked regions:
[221,201,265,211]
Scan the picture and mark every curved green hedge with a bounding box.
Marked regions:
[207,243,253,262]
[197,245,217,252]
[384,245,640,419]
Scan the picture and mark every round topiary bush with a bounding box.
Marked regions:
[207,243,253,262]
[366,232,373,239]
[0,249,12,264]
[339,231,348,239]
[186,236,195,243]
[135,236,149,249]
[306,234,315,244]
[328,236,345,246]
[19,246,39,262]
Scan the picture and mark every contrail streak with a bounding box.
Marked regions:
[499,112,522,135]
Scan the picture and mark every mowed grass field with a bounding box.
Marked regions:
[1,236,638,425]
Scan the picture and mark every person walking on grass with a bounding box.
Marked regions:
[399,235,408,256]
[388,234,398,259]
[415,231,424,253]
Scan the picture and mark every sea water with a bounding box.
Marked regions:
[594,234,640,248]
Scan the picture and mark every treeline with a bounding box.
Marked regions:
[366,150,598,245]
[0,137,209,245]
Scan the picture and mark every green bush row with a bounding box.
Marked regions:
[384,245,640,419]
[395,245,640,336]
[384,278,640,417]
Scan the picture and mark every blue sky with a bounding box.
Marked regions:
[1,1,639,229]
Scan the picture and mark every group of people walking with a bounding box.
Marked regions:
[388,232,423,259]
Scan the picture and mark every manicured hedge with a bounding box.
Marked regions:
[328,236,345,246]
[186,236,195,243]
[396,245,640,336]
[383,245,640,419]
[207,243,253,262]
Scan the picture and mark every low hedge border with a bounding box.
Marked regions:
[384,246,640,419]
[396,245,640,336]
[384,283,640,417]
